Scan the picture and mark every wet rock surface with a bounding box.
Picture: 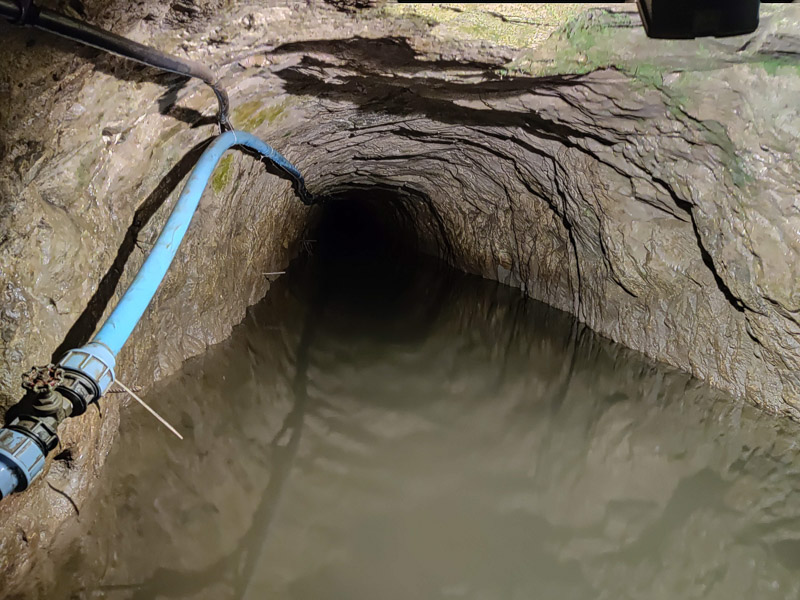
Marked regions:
[1,0,799,593]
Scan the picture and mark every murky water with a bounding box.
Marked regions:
[34,239,800,600]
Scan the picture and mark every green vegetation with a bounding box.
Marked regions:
[508,9,668,83]
[211,154,234,194]
[381,3,592,50]
[383,4,798,194]
[755,56,800,77]
[231,98,293,131]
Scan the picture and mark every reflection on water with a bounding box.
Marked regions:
[33,249,800,600]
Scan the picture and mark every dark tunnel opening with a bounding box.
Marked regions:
[287,186,459,340]
[306,189,429,299]
[313,189,422,273]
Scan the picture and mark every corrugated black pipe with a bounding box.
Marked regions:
[0,0,232,131]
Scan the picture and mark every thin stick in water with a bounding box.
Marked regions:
[114,379,184,440]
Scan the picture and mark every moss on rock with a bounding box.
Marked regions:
[211,154,234,194]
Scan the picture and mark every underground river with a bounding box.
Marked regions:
[21,196,800,600]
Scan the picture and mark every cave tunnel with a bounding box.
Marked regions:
[2,0,800,597]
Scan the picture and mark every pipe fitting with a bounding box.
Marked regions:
[0,130,309,501]
[58,342,116,414]
[0,350,111,497]
[12,364,71,454]
[0,428,46,498]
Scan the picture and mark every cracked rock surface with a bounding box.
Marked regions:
[1,0,799,593]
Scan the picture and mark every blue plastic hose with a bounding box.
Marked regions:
[93,130,309,356]
[0,130,310,499]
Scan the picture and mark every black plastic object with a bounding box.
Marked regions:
[0,0,231,130]
[56,369,101,416]
[636,0,760,39]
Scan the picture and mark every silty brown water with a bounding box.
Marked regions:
[27,240,800,600]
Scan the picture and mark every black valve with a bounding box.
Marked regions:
[9,364,74,455]
[21,364,64,402]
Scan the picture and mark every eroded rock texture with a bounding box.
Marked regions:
[277,6,800,418]
[1,0,799,593]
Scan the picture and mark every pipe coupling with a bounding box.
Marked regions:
[0,428,46,497]
[58,341,116,413]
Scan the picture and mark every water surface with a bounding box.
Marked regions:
[39,250,800,600]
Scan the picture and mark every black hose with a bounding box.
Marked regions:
[0,0,232,131]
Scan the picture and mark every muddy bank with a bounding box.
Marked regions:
[1,0,799,593]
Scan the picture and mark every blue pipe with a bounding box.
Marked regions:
[0,130,312,498]
[95,130,308,357]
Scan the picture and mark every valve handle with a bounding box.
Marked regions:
[21,365,64,396]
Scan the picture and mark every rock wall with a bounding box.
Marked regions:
[1,0,799,593]
[0,1,315,587]
[275,5,800,419]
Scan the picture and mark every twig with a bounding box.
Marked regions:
[107,386,142,394]
[114,379,184,440]
[46,481,80,516]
